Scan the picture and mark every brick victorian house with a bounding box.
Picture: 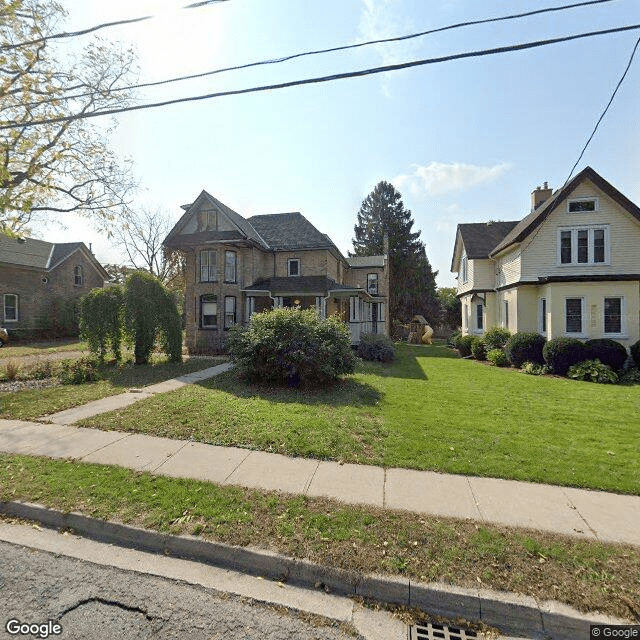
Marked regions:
[0,234,108,335]
[163,191,389,351]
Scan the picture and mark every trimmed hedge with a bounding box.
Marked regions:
[631,339,640,368]
[505,332,546,368]
[457,335,474,357]
[471,337,487,361]
[483,327,511,351]
[585,339,628,371]
[357,333,395,362]
[487,348,508,367]
[542,337,589,376]
[227,308,356,386]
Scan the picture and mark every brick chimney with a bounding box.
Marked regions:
[531,181,552,211]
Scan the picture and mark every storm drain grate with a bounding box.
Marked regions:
[408,621,478,640]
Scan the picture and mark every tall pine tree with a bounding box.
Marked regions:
[351,181,439,323]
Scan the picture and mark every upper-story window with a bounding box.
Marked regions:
[287,258,300,277]
[3,294,18,322]
[558,226,608,265]
[74,265,83,286]
[461,253,468,284]
[200,250,217,282]
[567,198,598,213]
[367,273,378,295]
[225,250,237,283]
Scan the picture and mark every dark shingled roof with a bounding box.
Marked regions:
[457,221,519,259]
[244,276,358,294]
[49,242,84,268]
[247,213,338,251]
[164,230,245,249]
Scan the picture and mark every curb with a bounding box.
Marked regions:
[0,500,628,640]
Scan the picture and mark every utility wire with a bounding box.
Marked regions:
[0,0,229,50]
[15,0,621,109]
[3,22,639,131]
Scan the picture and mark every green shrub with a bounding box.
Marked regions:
[227,308,356,386]
[29,360,55,380]
[470,337,487,361]
[521,361,551,376]
[59,357,101,385]
[584,339,628,371]
[629,339,640,368]
[123,272,182,365]
[457,335,474,357]
[80,286,123,362]
[543,337,589,376]
[487,348,508,367]
[505,332,546,368]
[447,330,461,349]
[567,359,618,384]
[483,327,511,351]
[4,360,20,381]
[620,367,640,384]
[357,333,395,362]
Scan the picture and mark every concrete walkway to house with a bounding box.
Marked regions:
[1,412,639,547]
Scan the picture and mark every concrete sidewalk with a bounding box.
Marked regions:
[1,417,639,547]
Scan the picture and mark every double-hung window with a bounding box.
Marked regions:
[225,251,237,283]
[287,258,300,277]
[476,304,483,331]
[74,265,83,286]
[539,298,547,335]
[558,226,608,265]
[461,253,468,283]
[604,297,623,335]
[367,273,378,294]
[200,250,217,282]
[200,295,217,328]
[565,298,584,334]
[224,296,236,329]
[3,294,18,322]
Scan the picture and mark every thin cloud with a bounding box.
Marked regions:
[394,161,512,196]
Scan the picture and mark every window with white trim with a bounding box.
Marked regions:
[461,253,468,284]
[367,273,378,294]
[224,250,237,283]
[558,226,608,265]
[3,294,18,322]
[565,297,584,334]
[224,296,236,329]
[74,265,83,286]
[200,294,217,328]
[539,298,547,335]
[604,297,623,335]
[287,258,300,277]
[567,198,598,213]
[504,301,509,329]
[200,250,217,282]
[476,303,483,331]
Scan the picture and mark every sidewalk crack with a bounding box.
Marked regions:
[221,447,253,484]
[466,477,484,521]
[303,460,320,495]
[382,468,387,508]
[77,432,132,461]
[151,441,189,473]
[560,487,599,539]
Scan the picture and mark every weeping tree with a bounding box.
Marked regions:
[79,286,123,363]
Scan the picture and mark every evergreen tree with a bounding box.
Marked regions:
[351,181,438,323]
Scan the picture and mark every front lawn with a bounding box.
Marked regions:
[0,339,86,358]
[0,357,224,420]
[79,344,640,494]
[1,453,637,619]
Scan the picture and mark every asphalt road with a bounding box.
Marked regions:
[0,541,360,640]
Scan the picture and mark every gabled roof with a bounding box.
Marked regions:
[247,212,339,251]
[457,221,519,259]
[490,166,640,256]
[0,235,107,278]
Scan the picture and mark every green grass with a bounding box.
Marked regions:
[80,344,640,494]
[0,357,224,420]
[1,453,637,619]
[0,339,86,358]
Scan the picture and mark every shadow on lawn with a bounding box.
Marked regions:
[197,373,383,408]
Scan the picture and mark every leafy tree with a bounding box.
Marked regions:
[79,286,123,362]
[437,287,461,329]
[0,0,137,234]
[351,181,438,322]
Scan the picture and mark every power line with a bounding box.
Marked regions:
[16,0,622,109]
[0,0,230,51]
[3,22,639,131]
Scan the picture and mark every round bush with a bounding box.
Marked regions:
[630,339,640,367]
[567,359,618,384]
[483,327,511,351]
[357,333,395,362]
[447,330,461,349]
[584,338,628,371]
[227,308,357,386]
[543,337,589,376]
[505,332,546,368]
[457,335,474,357]
[487,348,508,367]
[471,337,487,361]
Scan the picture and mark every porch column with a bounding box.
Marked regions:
[245,296,256,322]
[273,296,283,309]
[315,296,322,315]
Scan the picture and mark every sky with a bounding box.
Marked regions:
[34,0,640,288]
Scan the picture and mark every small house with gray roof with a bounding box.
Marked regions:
[163,190,389,351]
[0,235,108,335]
[451,167,640,345]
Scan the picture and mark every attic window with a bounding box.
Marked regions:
[568,198,598,213]
[74,265,83,286]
